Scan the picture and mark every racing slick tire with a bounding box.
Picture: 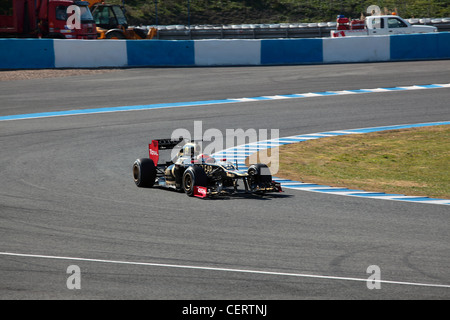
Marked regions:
[105,30,126,39]
[133,158,157,188]
[248,164,272,183]
[182,166,207,197]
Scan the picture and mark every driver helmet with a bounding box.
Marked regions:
[181,143,201,158]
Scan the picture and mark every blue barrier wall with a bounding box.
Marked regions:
[1,32,449,69]
[260,39,323,65]
[390,32,450,61]
[127,40,195,67]
[0,39,55,69]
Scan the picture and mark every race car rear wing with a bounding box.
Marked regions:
[155,138,185,150]
[149,138,184,164]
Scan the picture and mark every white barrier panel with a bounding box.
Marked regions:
[322,36,390,63]
[194,39,261,66]
[54,39,128,68]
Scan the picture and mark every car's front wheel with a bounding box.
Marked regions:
[248,163,272,183]
[182,166,207,197]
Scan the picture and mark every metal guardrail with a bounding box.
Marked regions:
[157,25,335,40]
[139,19,450,40]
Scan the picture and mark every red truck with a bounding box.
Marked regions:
[0,0,96,39]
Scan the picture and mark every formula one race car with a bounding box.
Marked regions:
[132,138,282,198]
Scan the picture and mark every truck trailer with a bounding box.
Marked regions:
[0,0,96,39]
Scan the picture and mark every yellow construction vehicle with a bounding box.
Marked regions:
[87,0,157,39]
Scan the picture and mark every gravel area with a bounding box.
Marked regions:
[0,68,120,81]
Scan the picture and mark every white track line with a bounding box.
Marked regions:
[1,251,449,289]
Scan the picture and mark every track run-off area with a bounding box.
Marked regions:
[0,60,449,300]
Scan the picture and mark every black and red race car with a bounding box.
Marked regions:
[132,138,282,198]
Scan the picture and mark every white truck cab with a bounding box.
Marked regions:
[331,15,438,37]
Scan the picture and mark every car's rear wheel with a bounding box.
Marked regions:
[133,158,156,187]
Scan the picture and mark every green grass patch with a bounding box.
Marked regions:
[255,125,450,198]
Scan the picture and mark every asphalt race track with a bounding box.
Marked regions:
[0,61,449,300]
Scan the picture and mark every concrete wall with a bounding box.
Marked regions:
[390,32,450,61]
[322,36,390,63]
[0,32,449,69]
[54,40,128,68]
[0,39,55,69]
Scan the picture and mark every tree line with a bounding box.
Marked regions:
[102,0,450,25]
